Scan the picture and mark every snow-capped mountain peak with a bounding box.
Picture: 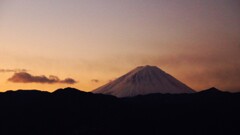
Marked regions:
[92,65,194,97]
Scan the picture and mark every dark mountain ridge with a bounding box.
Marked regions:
[0,87,239,135]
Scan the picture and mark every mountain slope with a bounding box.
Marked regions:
[92,65,194,97]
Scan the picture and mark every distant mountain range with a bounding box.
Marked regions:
[0,87,239,135]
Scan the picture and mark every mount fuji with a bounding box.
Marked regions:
[92,65,195,97]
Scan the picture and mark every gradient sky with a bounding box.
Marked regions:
[1,0,240,92]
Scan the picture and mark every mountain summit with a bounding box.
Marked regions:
[92,65,195,97]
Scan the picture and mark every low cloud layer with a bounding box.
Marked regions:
[0,69,27,73]
[8,72,77,84]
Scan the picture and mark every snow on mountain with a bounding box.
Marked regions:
[92,65,195,97]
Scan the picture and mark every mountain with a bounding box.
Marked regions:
[199,87,225,94]
[92,65,195,97]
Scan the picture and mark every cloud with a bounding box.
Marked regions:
[150,54,240,92]
[8,72,77,84]
[0,69,28,73]
[91,79,100,83]
[61,78,77,84]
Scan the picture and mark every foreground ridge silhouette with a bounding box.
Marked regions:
[0,87,239,135]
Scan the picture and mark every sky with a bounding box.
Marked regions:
[0,0,240,92]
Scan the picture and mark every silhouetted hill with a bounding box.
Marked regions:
[53,87,85,94]
[0,87,239,135]
[198,87,225,94]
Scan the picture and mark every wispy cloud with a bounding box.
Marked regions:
[0,69,28,73]
[8,72,77,84]
[91,79,100,83]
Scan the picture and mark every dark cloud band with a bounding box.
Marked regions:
[8,72,77,84]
